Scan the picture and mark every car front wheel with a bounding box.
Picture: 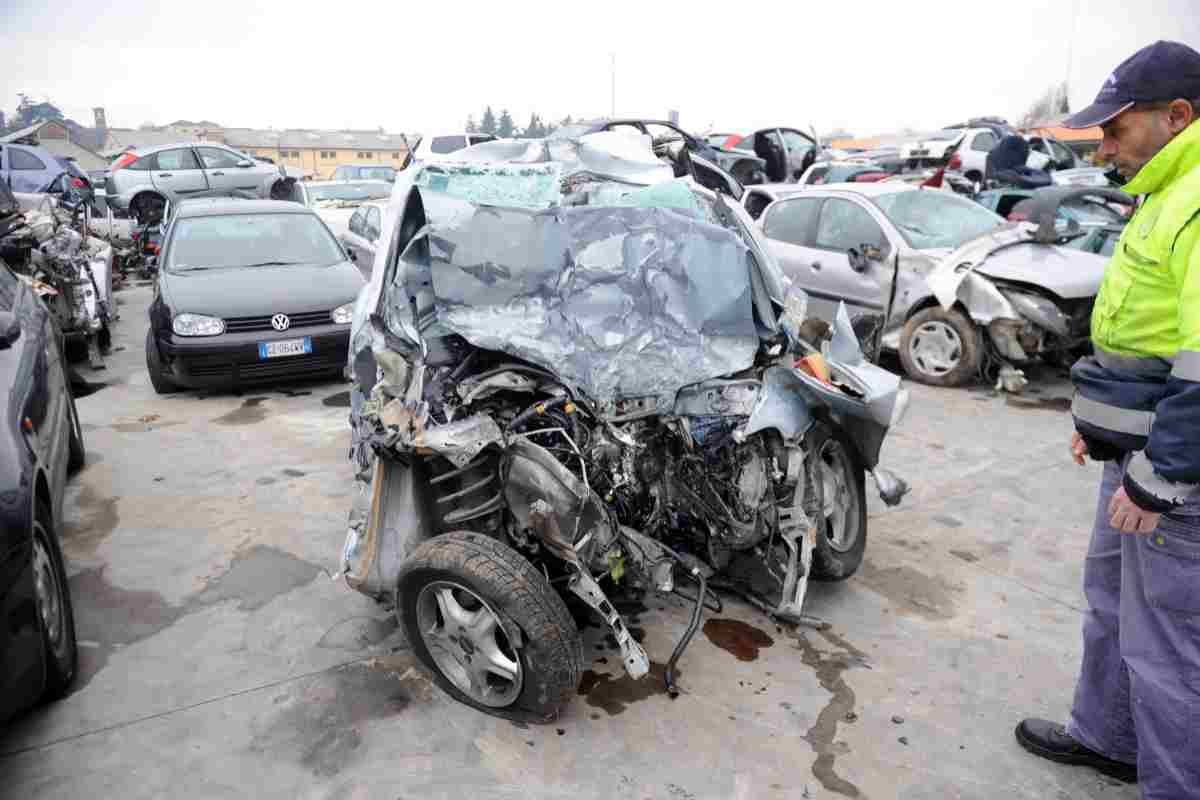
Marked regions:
[396,531,583,722]
[33,504,77,700]
[899,307,983,387]
[145,329,179,395]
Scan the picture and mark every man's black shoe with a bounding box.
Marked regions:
[1015,719,1137,783]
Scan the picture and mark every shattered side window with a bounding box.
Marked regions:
[413,163,562,210]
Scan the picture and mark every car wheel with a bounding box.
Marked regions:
[145,329,179,395]
[899,307,983,387]
[396,531,583,722]
[806,426,868,581]
[33,504,77,700]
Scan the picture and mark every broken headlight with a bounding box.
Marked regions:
[332,302,354,325]
[172,313,225,337]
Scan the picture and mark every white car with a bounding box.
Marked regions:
[295,179,392,237]
[411,133,498,163]
[338,200,388,274]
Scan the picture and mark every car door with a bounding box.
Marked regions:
[342,208,370,265]
[196,146,255,193]
[759,196,840,318]
[806,196,891,318]
[359,206,382,274]
[149,147,208,199]
[3,145,54,193]
[780,130,816,179]
[964,130,998,175]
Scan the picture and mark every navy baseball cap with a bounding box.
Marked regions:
[1064,40,1200,129]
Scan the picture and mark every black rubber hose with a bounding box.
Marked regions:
[665,567,706,699]
[507,395,569,433]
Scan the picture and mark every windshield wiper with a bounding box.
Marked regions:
[243,260,305,267]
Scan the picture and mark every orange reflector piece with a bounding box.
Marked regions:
[796,354,832,385]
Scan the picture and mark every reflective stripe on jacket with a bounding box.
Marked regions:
[1071,120,1200,513]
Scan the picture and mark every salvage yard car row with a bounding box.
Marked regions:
[0,115,1123,725]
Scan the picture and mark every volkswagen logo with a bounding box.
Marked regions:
[271,313,291,331]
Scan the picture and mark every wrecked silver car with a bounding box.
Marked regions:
[340,133,909,721]
[753,182,1108,388]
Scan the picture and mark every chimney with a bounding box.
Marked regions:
[93,107,107,133]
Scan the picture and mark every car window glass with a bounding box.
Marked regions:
[780,131,814,156]
[167,213,343,270]
[430,136,468,154]
[154,148,201,171]
[1049,139,1075,164]
[971,132,998,152]
[349,208,365,235]
[763,197,821,246]
[816,198,885,252]
[196,147,242,169]
[468,135,496,146]
[644,124,685,145]
[805,166,830,185]
[606,123,644,138]
[8,148,47,170]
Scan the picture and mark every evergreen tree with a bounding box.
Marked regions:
[480,107,497,135]
[466,114,478,133]
[497,109,515,138]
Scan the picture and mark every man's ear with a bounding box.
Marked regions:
[1167,98,1196,134]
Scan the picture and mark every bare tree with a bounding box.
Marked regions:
[1022,81,1071,128]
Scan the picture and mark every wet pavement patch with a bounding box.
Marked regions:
[1005,395,1072,412]
[858,561,959,621]
[61,485,121,558]
[282,468,306,478]
[212,396,271,426]
[196,545,323,612]
[578,662,676,715]
[256,477,277,486]
[322,391,351,408]
[249,659,426,777]
[67,568,183,692]
[702,618,774,662]
[317,616,400,651]
[792,628,869,798]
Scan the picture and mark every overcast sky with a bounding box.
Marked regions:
[3,0,1198,138]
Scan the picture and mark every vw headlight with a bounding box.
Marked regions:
[172,313,225,337]
[332,302,354,325]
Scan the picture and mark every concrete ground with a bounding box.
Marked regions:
[0,285,1139,800]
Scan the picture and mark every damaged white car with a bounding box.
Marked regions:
[340,133,909,721]
[754,182,1108,387]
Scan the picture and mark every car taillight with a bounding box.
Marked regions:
[112,153,138,172]
[71,177,86,189]
[948,153,963,170]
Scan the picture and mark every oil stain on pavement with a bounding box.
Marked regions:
[792,628,870,798]
[61,485,121,558]
[702,618,774,661]
[212,396,271,426]
[322,390,351,408]
[250,659,428,777]
[857,561,959,621]
[578,662,677,715]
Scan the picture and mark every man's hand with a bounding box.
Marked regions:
[1071,432,1089,466]
[1108,486,1162,533]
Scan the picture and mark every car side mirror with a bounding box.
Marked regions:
[0,310,20,349]
[847,248,870,273]
[236,159,254,168]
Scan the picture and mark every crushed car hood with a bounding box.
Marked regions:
[927,223,1106,307]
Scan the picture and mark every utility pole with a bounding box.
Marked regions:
[1064,0,1080,106]
[610,53,616,118]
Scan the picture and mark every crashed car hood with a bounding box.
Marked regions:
[162,261,364,318]
[926,224,1106,305]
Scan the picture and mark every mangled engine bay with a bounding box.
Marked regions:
[342,133,908,719]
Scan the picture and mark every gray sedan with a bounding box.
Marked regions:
[105,142,295,223]
[755,182,1108,386]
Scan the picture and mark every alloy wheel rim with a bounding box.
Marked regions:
[415,581,522,708]
[819,440,860,553]
[32,529,64,650]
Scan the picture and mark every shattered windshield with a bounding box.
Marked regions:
[167,213,344,271]
[873,190,1003,250]
[306,182,392,205]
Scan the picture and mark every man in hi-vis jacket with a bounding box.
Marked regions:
[1014,41,1200,799]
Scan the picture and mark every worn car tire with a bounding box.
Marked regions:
[806,426,868,581]
[396,531,583,722]
[145,329,179,395]
[899,306,983,387]
[34,503,78,700]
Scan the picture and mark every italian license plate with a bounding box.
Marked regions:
[259,338,312,359]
